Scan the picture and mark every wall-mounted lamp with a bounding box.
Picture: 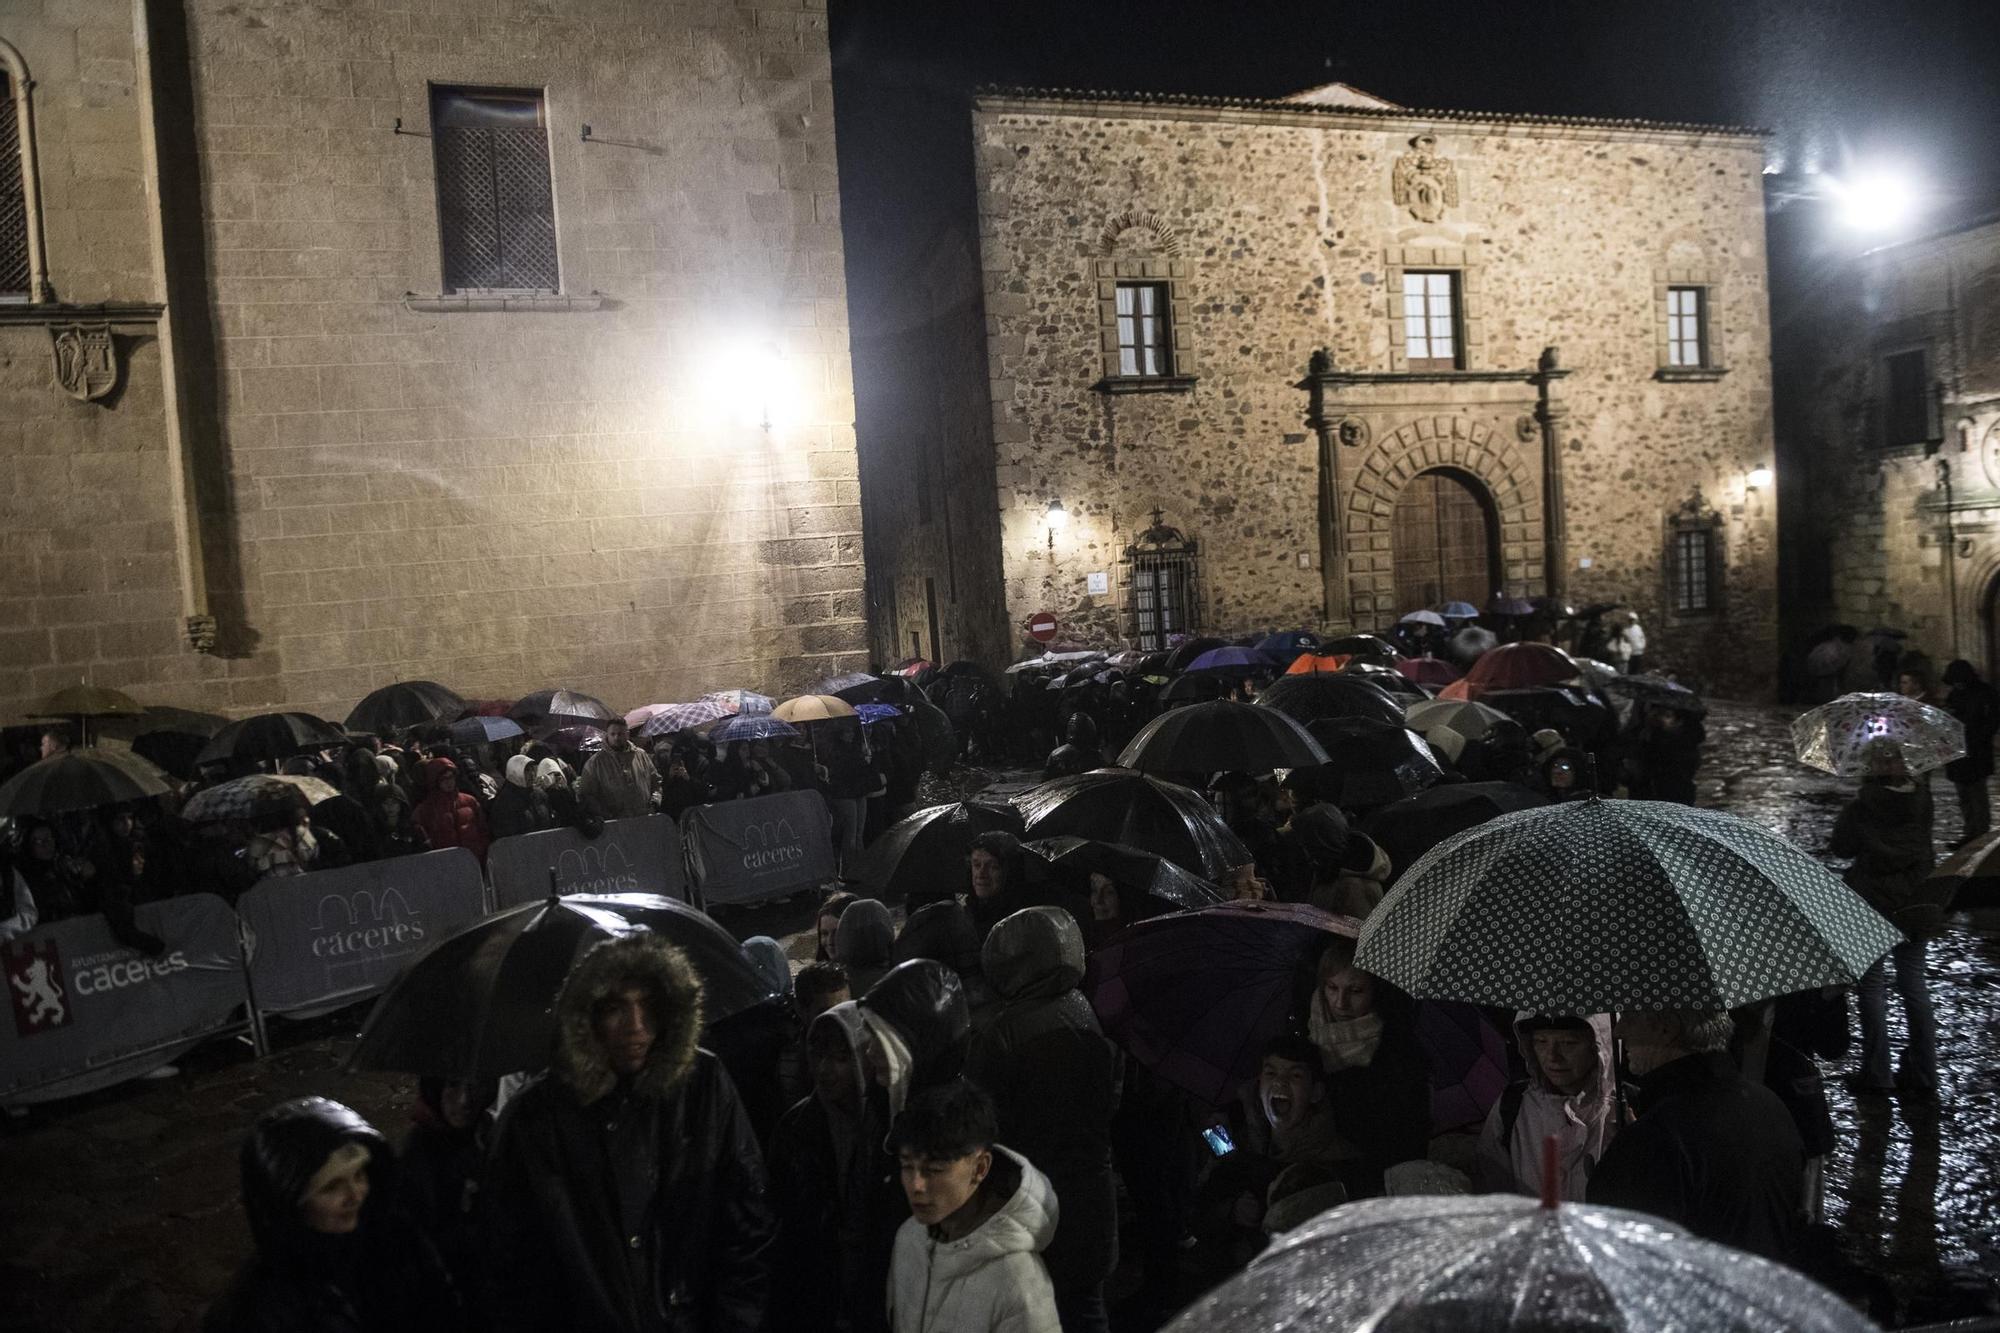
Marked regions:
[1045,499,1067,552]
[1746,466,1774,491]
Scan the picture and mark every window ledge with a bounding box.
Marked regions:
[1653,366,1728,383]
[0,300,164,326]
[1094,374,1198,395]
[403,291,604,314]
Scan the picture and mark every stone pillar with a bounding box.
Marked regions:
[1533,346,1572,605]
[1301,349,1352,631]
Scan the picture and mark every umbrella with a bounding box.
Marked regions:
[815,671,881,696]
[890,658,936,678]
[773,694,859,723]
[1161,1194,1877,1333]
[1489,594,1537,616]
[1476,686,1612,747]
[1866,626,1908,639]
[854,800,1028,901]
[1572,602,1624,619]
[509,688,617,731]
[1603,673,1708,716]
[1398,609,1447,628]
[541,724,607,754]
[1418,1001,1511,1133]
[1163,637,1229,674]
[1340,660,1430,700]
[1020,837,1225,913]
[1292,718,1442,809]
[1321,634,1400,663]
[1354,798,1903,1012]
[702,689,776,716]
[0,748,173,817]
[129,731,212,780]
[1017,769,1251,882]
[1930,830,2000,911]
[1450,625,1499,664]
[196,712,348,768]
[635,700,730,738]
[1435,600,1480,619]
[344,680,465,735]
[449,715,526,746]
[1572,657,1622,688]
[1184,646,1275,676]
[347,893,771,1080]
[1117,700,1328,775]
[1791,691,1967,777]
[1285,653,1349,675]
[1254,630,1321,658]
[1394,655,1462,688]
[1361,781,1548,873]
[708,714,800,744]
[856,703,903,726]
[180,773,339,823]
[1403,698,1518,764]
[1462,642,1583,691]
[1157,673,1228,705]
[31,683,143,741]
[1085,899,1354,1105]
[1804,639,1853,678]
[1258,673,1407,728]
[96,704,228,742]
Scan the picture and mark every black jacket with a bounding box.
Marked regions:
[1829,778,1943,937]
[1944,677,2000,782]
[1587,1051,1803,1261]
[965,906,1120,1291]
[1322,1026,1431,1196]
[484,935,774,1333]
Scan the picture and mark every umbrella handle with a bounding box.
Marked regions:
[547,866,560,904]
[1540,1134,1560,1209]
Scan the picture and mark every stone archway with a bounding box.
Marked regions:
[1341,415,1541,624]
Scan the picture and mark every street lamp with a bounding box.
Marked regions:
[1824,168,1922,233]
[1746,466,1774,491]
[1045,499,1067,552]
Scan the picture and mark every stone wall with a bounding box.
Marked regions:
[2,0,864,726]
[962,92,1780,690]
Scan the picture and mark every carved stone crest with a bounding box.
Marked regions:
[1392,133,1459,224]
[1515,414,1538,442]
[49,323,119,402]
[1337,416,1370,448]
[1980,420,2000,492]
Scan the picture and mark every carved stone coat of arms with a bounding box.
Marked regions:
[1392,133,1460,224]
[49,324,120,402]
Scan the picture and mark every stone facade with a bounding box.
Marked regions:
[1,0,862,725]
[1781,213,2000,675]
[862,85,1780,693]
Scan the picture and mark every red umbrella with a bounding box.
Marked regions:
[1462,642,1582,692]
[1395,655,1462,687]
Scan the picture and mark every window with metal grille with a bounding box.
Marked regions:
[431,86,559,293]
[1402,271,1461,370]
[0,71,29,298]
[1116,282,1173,377]
[1882,348,1932,446]
[1667,286,1708,367]
[1127,515,1200,652]
[1670,526,1714,614]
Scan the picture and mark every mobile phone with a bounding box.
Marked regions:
[1201,1126,1236,1157]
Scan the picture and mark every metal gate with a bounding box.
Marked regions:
[1124,510,1199,651]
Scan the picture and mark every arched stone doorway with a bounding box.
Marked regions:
[1390,467,1499,613]
[1984,570,2000,685]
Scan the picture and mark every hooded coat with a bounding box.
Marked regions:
[887,1147,1061,1333]
[205,1097,460,1333]
[487,755,557,841]
[412,758,491,863]
[858,960,972,1116]
[1828,776,1944,937]
[1942,660,2000,783]
[1473,1013,1618,1201]
[964,907,1119,1294]
[835,898,898,996]
[484,935,774,1333]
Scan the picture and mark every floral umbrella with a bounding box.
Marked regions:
[1791,691,1966,777]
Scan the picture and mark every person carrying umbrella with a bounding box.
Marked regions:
[1473,1013,1618,1202]
[1940,658,2000,845]
[1305,937,1430,1197]
[1624,704,1707,805]
[1827,738,1943,1104]
[1041,711,1104,780]
[483,934,775,1333]
[966,831,1029,938]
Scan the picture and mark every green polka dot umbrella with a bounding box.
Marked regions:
[1353,798,1902,1014]
[1791,691,1966,777]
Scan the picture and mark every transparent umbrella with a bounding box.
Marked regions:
[1791,691,1966,777]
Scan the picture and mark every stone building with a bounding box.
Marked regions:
[857,83,1780,693]
[1779,208,2000,678]
[0,0,861,725]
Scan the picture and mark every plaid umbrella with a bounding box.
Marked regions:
[708,714,800,744]
[702,689,776,716]
[1354,798,1903,1013]
[0,749,173,817]
[1017,769,1251,882]
[1162,1195,1876,1333]
[1791,691,1967,777]
[181,773,339,823]
[1117,700,1327,775]
[635,700,730,738]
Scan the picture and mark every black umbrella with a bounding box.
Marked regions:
[852,800,1026,902]
[1021,836,1225,913]
[1602,673,1708,716]
[1258,673,1407,728]
[1476,686,1613,748]
[0,748,174,817]
[195,712,348,768]
[345,680,466,735]
[1118,700,1327,775]
[508,687,618,732]
[1158,673,1228,705]
[1931,831,2000,911]
[347,893,771,1080]
[1292,717,1444,810]
[1359,781,1550,878]
[1322,633,1400,663]
[95,706,230,780]
[1016,768,1251,882]
[1341,660,1430,700]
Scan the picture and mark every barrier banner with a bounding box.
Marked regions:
[682,791,836,906]
[237,849,486,1015]
[0,893,247,1103]
[488,815,687,910]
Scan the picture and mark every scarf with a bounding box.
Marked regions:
[858,1008,914,1118]
[1309,992,1384,1071]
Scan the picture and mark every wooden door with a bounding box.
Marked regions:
[1391,469,1496,613]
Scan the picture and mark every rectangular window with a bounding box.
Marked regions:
[1130,553,1197,651]
[0,73,30,297]
[1671,527,1713,614]
[1883,349,1931,446]
[1667,286,1708,367]
[1402,271,1461,370]
[431,86,559,293]
[1116,282,1173,377]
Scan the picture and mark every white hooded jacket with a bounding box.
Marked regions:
[1474,1012,1618,1202]
[888,1145,1061,1333]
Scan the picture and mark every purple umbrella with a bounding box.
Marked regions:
[1186,645,1276,675]
[1418,999,1511,1133]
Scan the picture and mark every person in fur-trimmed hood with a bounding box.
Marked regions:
[483,934,775,1333]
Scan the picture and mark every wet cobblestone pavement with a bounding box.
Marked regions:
[1,701,1994,1329]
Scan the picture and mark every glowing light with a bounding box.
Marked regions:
[695,337,805,431]
[1045,499,1068,530]
[1825,168,1922,233]
[1746,467,1774,490]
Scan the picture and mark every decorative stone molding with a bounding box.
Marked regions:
[1652,246,1728,378]
[1099,211,1185,257]
[0,38,52,303]
[1383,238,1487,373]
[402,291,604,313]
[1663,487,1725,618]
[47,322,119,401]
[185,614,219,654]
[1391,132,1459,223]
[1092,255,1195,381]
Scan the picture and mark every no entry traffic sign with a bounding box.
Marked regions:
[1027,612,1059,643]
